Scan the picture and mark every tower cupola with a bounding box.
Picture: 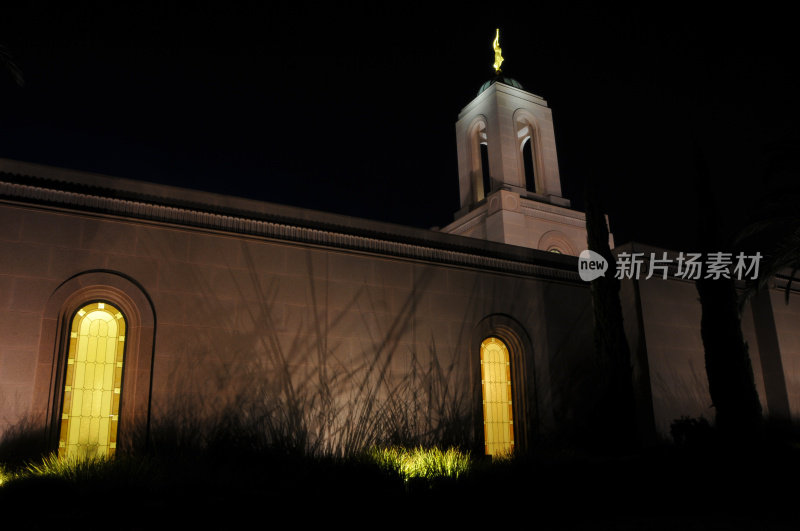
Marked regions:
[441,30,597,256]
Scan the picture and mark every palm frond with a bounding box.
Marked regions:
[0,43,25,87]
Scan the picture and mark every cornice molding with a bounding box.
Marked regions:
[445,209,487,235]
[521,205,587,228]
[0,179,581,283]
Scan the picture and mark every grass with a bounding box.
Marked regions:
[8,452,157,484]
[366,446,472,481]
[0,445,471,528]
[2,445,472,488]
[21,453,108,479]
[6,413,800,529]
[0,463,12,486]
[4,441,800,529]
[0,446,473,529]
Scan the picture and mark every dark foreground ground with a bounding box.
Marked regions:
[1,439,800,531]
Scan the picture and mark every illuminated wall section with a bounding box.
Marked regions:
[480,337,514,456]
[58,302,126,458]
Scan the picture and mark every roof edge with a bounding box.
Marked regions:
[0,158,580,280]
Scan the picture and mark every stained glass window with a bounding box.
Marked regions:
[480,337,514,456]
[58,302,126,459]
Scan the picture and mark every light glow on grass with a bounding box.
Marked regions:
[0,452,113,487]
[24,453,107,479]
[1,447,473,490]
[0,464,11,486]
[368,446,472,481]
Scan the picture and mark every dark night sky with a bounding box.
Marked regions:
[1,3,797,250]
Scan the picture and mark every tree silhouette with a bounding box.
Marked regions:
[694,147,762,440]
[584,177,637,450]
[736,134,800,302]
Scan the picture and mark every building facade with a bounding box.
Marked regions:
[1,79,798,458]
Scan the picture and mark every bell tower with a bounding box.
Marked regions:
[442,30,598,256]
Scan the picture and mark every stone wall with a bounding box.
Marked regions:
[0,196,595,454]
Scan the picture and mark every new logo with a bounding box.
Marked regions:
[578,250,608,281]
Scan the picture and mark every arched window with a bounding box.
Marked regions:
[480,336,514,456]
[480,142,491,200]
[467,118,490,203]
[514,112,542,195]
[58,301,126,459]
[522,137,536,193]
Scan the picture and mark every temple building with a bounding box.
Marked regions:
[1,35,798,458]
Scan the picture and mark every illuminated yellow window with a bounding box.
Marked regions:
[480,337,514,456]
[58,302,126,459]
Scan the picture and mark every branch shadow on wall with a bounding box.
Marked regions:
[135,243,472,458]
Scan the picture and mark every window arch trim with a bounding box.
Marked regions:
[466,115,490,202]
[472,314,537,455]
[538,230,576,256]
[35,271,155,454]
[512,109,545,195]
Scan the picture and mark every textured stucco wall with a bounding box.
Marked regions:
[770,289,800,419]
[628,275,774,438]
[0,201,595,452]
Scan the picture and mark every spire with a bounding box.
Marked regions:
[492,28,504,73]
